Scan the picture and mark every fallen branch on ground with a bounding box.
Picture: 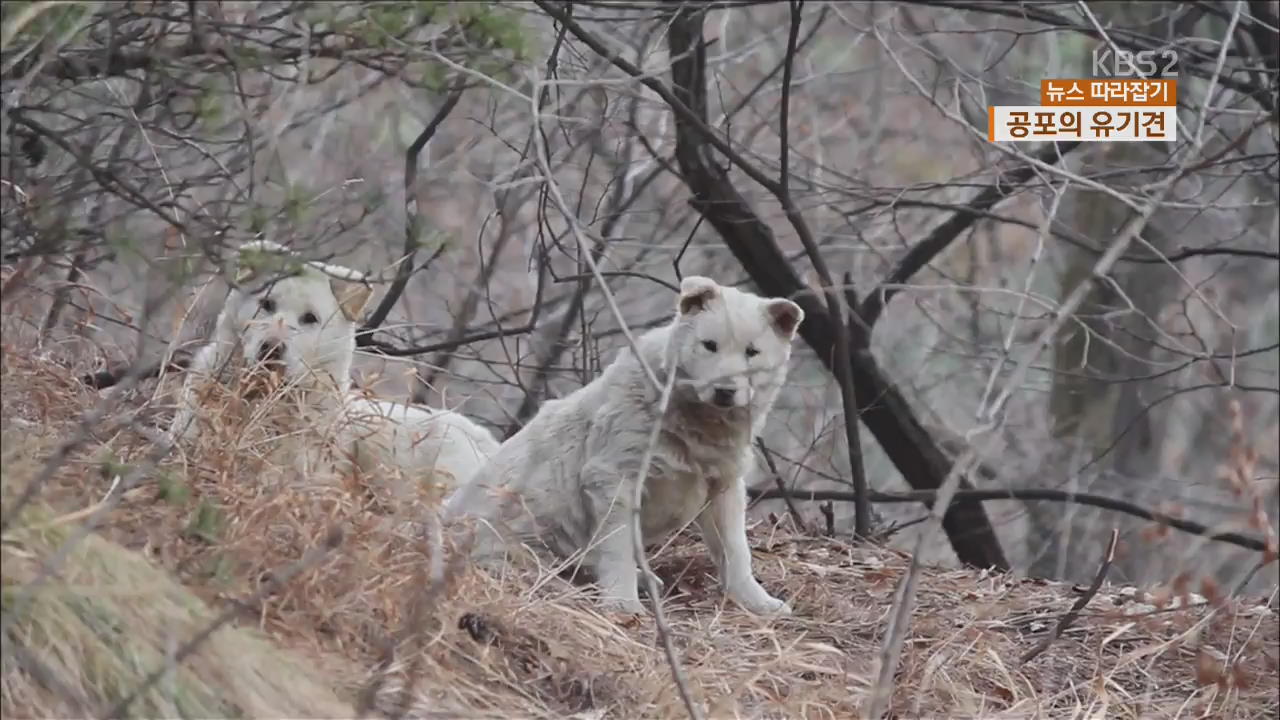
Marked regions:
[1020,529,1118,664]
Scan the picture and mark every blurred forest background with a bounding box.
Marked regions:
[3,0,1277,597]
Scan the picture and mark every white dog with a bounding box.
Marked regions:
[443,276,804,615]
[168,241,500,496]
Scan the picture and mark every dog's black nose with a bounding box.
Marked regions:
[256,342,285,365]
[712,387,736,408]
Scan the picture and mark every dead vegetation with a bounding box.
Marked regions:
[1,343,1276,720]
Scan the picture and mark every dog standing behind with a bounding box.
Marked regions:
[168,241,500,498]
[443,275,804,615]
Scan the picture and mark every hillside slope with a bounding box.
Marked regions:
[1,344,1276,719]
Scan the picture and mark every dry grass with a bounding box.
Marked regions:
[1,341,1276,719]
[0,495,359,718]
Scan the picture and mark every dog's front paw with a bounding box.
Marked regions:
[729,584,793,617]
[598,595,647,615]
[751,595,793,617]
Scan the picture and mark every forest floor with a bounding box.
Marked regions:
[2,342,1276,719]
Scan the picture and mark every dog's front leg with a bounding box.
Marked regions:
[697,477,793,616]
[582,468,646,615]
[592,526,646,614]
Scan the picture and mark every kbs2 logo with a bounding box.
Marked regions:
[1091,47,1179,78]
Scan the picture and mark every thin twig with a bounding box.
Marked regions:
[628,328,704,720]
[854,138,1081,333]
[512,22,648,426]
[1020,529,1119,664]
[756,438,808,534]
[417,15,573,400]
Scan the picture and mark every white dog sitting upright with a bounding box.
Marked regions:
[443,276,804,616]
[169,240,500,495]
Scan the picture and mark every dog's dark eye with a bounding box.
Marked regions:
[300,311,319,326]
[701,340,718,352]
[745,345,759,358]
[258,298,276,314]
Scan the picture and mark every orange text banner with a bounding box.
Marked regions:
[1040,78,1177,107]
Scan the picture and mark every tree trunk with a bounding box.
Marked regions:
[1031,2,1191,583]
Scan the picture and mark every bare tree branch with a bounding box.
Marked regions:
[359,79,467,338]
[855,140,1083,334]
[748,487,1270,553]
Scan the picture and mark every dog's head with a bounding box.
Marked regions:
[669,275,804,412]
[222,241,374,389]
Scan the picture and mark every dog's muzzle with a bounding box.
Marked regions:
[255,341,286,368]
[711,387,737,408]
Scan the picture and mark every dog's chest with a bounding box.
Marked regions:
[639,428,746,540]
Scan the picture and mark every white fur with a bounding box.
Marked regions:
[168,241,500,493]
[443,276,804,615]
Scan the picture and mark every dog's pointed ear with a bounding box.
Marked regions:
[330,277,374,322]
[234,240,293,284]
[765,298,804,338]
[677,275,720,316]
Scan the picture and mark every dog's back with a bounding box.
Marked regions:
[345,395,500,493]
[442,379,603,563]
